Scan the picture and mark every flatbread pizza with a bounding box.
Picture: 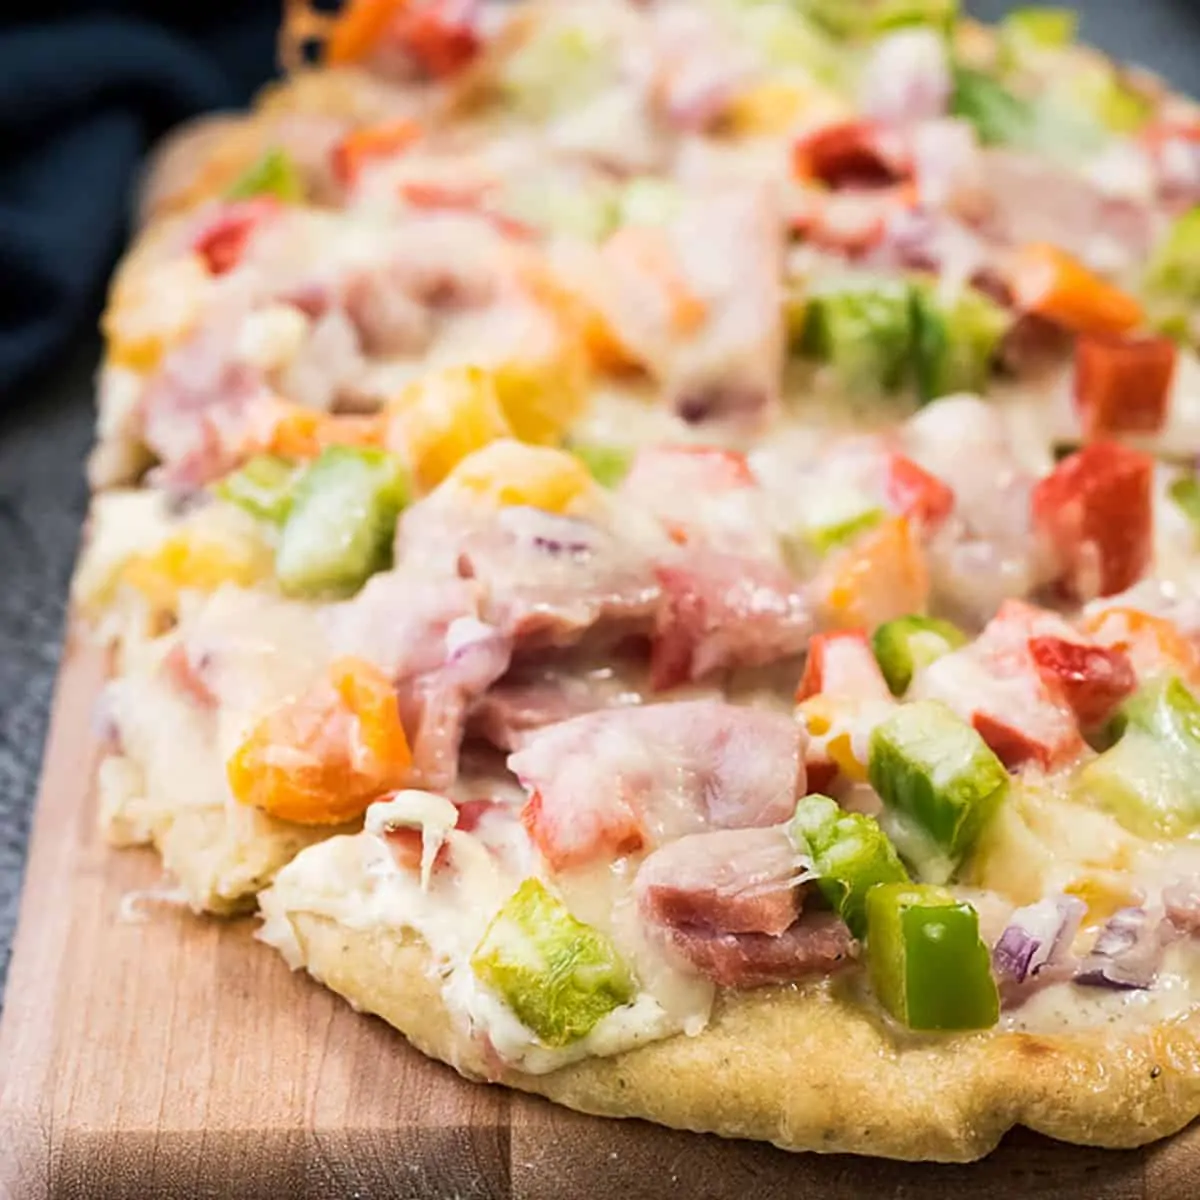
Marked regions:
[74,0,1200,1160]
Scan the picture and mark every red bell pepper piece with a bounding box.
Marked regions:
[520,788,645,872]
[1031,441,1154,600]
[393,0,481,78]
[884,453,955,533]
[793,121,910,189]
[1028,635,1137,729]
[192,197,280,276]
[795,630,890,703]
[1073,333,1177,439]
[332,117,423,188]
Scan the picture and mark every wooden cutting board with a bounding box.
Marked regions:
[3,635,1200,1199]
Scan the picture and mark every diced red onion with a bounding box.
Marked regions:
[993,894,1085,986]
[910,119,985,216]
[860,29,951,125]
[1163,880,1200,936]
[1076,906,1171,990]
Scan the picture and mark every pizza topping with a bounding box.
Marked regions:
[860,28,951,126]
[510,701,804,871]
[866,883,999,1031]
[1026,635,1136,731]
[814,515,931,632]
[471,878,635,1047]
[871,615,966,697]
[1008,243,1144,336]
[868,700,1008,883]
[657,912,858,989]
[793,121,910,190]
[1076,676,1200,839]
[450,504,661,652]
[649,550,812,689]
[391,0,483,79]
[225,148,306,205]
[909,282,1007,404]
[440,440,594,515]
[912,601,1085,770]
[790,793,909,939]
[226,656,413,825]
[326,573,511,789]
[213,454,301,524]
[332,118,423,189]
[635,826,810,939]
[991,894,1085,993]
[796,630,892,705]
[1031,441,1154,601]
[192,197,282,276]
[275,445,409,599]
[1075,906,1170,991]
[1073,333,1177,439]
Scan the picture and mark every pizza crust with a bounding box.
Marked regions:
[272,906,1200,1162]
[103,774,344,915]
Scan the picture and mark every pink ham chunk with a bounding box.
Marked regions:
[325,573,512,789]
[455,507,663,652]
[650,551,812,690]
[510,701,806,871]
[636,826,806,937]
[662,913,858,988]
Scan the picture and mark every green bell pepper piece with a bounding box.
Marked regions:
[1080,677,1200,838]
[225,147,305,203]
[802,278,915,394]
[214,454,301,524]
[571,443,632,489]
[1147,208,1200,307]
[800,0,957,38]
[950,66,1037,146]
[471,878,635,1047]
[791,794,910,938]
[871,615,967,697]
[1169,475,1200,530]
[618,177,683,229]
[274,446,408,599]
[866,883,999,1031]
[1061,63,1153,136]
[1001,7,1078,55]
[910,285,1007,404]
[807,507,886,555]
[868,701,1008,879]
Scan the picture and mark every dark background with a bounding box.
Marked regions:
[1,0,1199,1000]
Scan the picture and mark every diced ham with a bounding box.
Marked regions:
[468,663,640,751]
[1164,880,1200,935]
[636,826,806,937]
[1032,442,1154,601]
[1074,334,1177,439]
[453,506,663,653]
[510,701,806,870]
[860,30,951,126]
[583,184,785,425]
[325,573,512,789]
[659,912,858,988]
[975,150,1154,273]
[795,630,891,704]
[650,550,812,690]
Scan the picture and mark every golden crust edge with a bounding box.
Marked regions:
[276,909,1200,1163]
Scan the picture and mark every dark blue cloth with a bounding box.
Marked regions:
[0,2,277,396]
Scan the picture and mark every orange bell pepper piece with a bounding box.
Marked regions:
[1009,243,1144,336]
[819,516,930,632]
[605,227,708,336]
[325,0,403,66]
[1081,607,1200,691]
[227,656,412,826]
[332,117,423,188]
[251,401,385,460]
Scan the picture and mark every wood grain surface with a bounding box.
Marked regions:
[3,637,1200,1198]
